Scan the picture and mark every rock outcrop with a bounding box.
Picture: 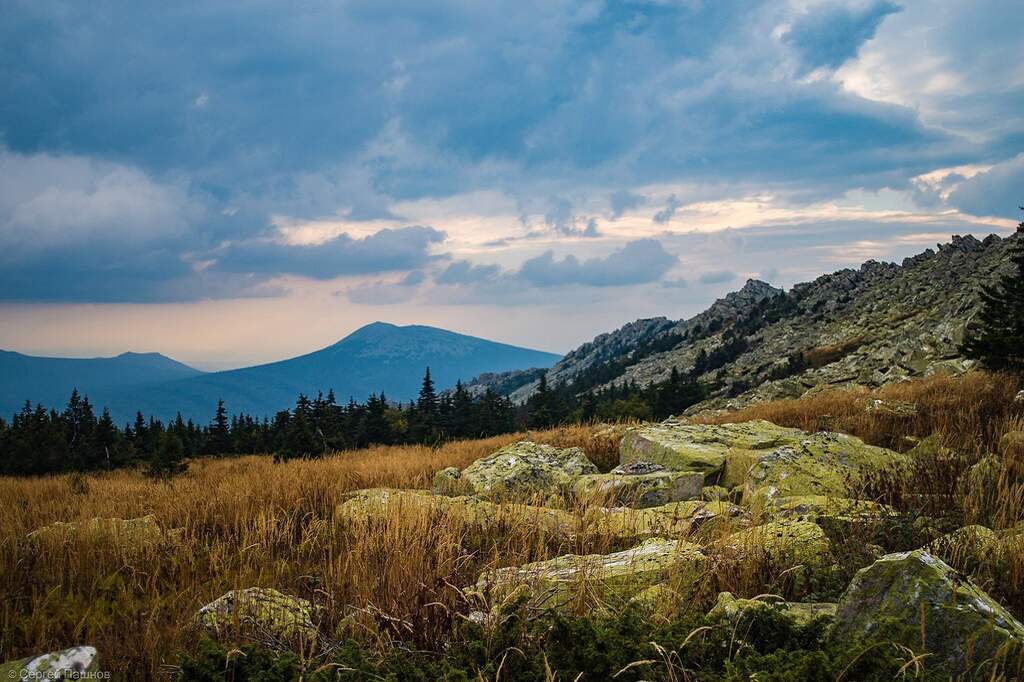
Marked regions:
[708,592,836,627]
[573,466,703,508]
[473,538,703,612]
[503,233,1017,412]
[453,440,598,501]
[833,550,1024,677]
[619,419,905,502]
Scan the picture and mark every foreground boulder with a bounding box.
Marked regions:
[833,550,1024,677]
[708,592,836,627]
[573,462,703,508]
[0,646,99,678]
[198,587,319,641]
[456,441,598,500]
[740,431,905,501]
[594,499,749,540]
[620,420,803,481]
[337,488,581,540]
[715,521,833,569]
[473,538,703,613]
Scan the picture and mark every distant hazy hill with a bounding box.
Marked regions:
[0,350,204,419]
[86,322,559,423]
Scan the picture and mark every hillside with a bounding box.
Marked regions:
[508,231,1019,410]
[0,351,204,419]
[99,323,560,423]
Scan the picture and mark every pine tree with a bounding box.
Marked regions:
[147,431,188,480]
[208,399,231,454]
[962,219,1024,374]
[410,367,440,443]
[529,374,553,428]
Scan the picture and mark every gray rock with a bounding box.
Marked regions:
[0,646,99,678]
[833,550,1024,677]
[573,470,703,508]
[458,440,598,500]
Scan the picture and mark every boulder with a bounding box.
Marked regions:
[595,499,749,539]
[708,592,836,627]
[431,466,465,495]
[458,440,598,500]
[474,538,703,613]
[337,488,580,540]
[715,521,833,568]
[833,550,1024,677]
[27,514,180,544]
[757,495,897,530]
[865,398,917,417]
[741,431,906,502]
[925,525,1000,566]
[198,587,319,641]
[573,470,703,508]
[1014,390,1024,405]
[0,646,99,678]
[620,420,804,481]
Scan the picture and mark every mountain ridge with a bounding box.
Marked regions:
[1,323,561,423]
[499,230,1019,411]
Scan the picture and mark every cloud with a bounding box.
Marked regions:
[434,260,502,285]
[609,190,644,220]
[211,226,446,279]
[947,156,1024,218]
[653,194,683,224]
[784,1,901,73]
[516,239,676,287]
[697,270,736,285]
[345,270,425,305]
[543,196,600,237]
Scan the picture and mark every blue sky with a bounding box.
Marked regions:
[0,0,1021,368]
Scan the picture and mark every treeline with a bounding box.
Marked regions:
[0,365,709,477]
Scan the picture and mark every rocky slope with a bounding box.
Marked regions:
[508,230,1019,410]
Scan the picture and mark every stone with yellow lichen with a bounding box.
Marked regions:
[198,587,319,641]
[714,520,834,568]
[473,538,704,613]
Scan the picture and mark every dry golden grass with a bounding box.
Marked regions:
[1,374,1022,678]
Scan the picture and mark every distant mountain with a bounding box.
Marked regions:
[503,230,1019,412]
[92,323,560,423]
[0,350,204,419]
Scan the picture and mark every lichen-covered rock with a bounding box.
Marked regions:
[628,582,686,614]
[0,646,99,678]
[459,440,598,500]
[474,538,703,613]
[611,460,668,475]
[431,466,464,495]
[833,550,1024,677]
[741,431,906,502]
[865,398,917,417]
[702,485,731,501]
[925,525,1001,573]
[1014,390,1024,405]
[757,495,897,529]
[708,592,836,627]
[595,499,749,539]
[620,420,805,480]
[573,470,703,508]
[337,488,580,540]
[198,588,319,641]
[27,514,180,544]
[715,521,833,568]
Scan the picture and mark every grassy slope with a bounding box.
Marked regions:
[0,372,1022,677]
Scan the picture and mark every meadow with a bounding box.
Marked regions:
[1,372,1022,679]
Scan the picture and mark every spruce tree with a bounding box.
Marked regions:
[147,431,188,480]
[962,219,1024,374]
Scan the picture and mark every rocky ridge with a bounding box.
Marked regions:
[503,231,1018,410]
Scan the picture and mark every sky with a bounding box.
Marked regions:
[1,0,1021,370]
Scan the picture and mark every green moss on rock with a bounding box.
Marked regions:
[833,550,1024,678]
[715,521,834,569]
[708,592,837,627]
[198,587,319,641]
[459,440,598,500]
[620,420,804,481]
[474,538,704,613]
[573,470,703,508]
